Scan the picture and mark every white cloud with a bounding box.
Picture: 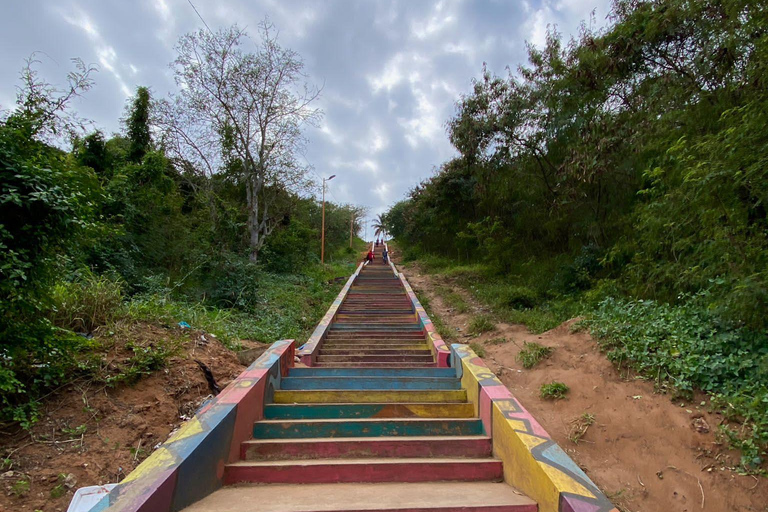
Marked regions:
[60,8,132,97]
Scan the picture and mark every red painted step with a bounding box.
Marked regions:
[224,458,503,484]
[241,436,492,461]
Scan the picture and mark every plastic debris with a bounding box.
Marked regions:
[66,483,117,512]
[178,321,191,329]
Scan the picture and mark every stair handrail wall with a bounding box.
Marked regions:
[398,272,451,367]
[297,262,364,366]
[451,343,618,512]
[383,241,398,277]
[95,339,296,512]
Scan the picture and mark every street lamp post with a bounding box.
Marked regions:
[321,175,336,265]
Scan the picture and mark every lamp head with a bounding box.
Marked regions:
[327,175,336,180]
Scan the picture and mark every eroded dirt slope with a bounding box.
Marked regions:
[0,324,255,512]
[401,261,768,512]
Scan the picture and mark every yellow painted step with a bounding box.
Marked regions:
[273,389,467,404]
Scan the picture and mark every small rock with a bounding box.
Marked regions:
[63,473,77,489]
[693,417,710,434]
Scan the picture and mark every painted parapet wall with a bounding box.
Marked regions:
[383,242,398,277]
[93,340,295,512]
[452,344,618,512]
[399,273,451,367]
[297,262,363,366]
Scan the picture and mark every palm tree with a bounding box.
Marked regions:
[372,214,387,241]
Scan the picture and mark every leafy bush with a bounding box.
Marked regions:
[540,381,569,400]
[517,342,553,369]
[584,295,768,470]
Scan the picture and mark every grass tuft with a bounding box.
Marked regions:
[468,315,496,335]
[469,342,486,358]
[517,341,553,369]
[540,381,569,400]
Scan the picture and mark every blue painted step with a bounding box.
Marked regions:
[288,367,456,377]
[252,418,484,438]
[280,376,461,390]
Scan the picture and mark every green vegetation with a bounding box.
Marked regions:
[487,337,508,346]
[468,315,495,335]
[469,342,486,358]
[0,31,365,428]
[539,382,570,400]
[435,286,470,314]
[516,342,553,369]
[385,0,768,469]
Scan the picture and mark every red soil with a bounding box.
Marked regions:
[402,262,768,512]
[0,324,252,512]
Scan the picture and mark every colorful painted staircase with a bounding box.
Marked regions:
[186,367,536,511]
[183,245,537,512]
[317,246,434,368]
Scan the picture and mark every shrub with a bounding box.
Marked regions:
[517,342,553,369]
[540,381,569,400]
[49,271,124,332]
[583,295,768,471]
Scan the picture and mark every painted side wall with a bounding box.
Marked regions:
[452,343,618,512]
[93,339,295,512]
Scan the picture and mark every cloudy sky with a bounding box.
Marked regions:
[1,0,612,227]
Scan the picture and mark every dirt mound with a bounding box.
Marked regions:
[403,264,768,512]
[0,323,255,512]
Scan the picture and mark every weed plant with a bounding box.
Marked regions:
[540,381,569,400]
[468,315,495,335]
[469,342,486,358]
[517,342,553,369]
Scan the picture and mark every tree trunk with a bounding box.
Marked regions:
[247,174,260,263]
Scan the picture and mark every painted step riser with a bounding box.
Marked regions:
[252,420,483,439]
[324,336,427,341]
[317,356,434,363]
[224,461,503,485]
[318,349,433,355]
[314,362,437,368]
[321,344,429,350]
[319,506,537,512]
[263,403,474,419]
[241,438,492,460]
[273,390,467,404]
[287,368,456,377]
[279,377,461,390]
[330,326,424,331]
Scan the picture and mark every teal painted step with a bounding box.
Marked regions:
[252,418,484,438]
[264,403,475,419]
[280,376,461,390]
[288,367,455,377]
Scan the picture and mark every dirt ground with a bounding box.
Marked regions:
[0,324,255,512]
[399,260,768,512]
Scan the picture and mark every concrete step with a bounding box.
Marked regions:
[252,418,484,438]
[224,458,503,484]
[273,389,467,404]
[316,355,435,363]
[279,376,460,390]
[241,436,491,460]
[181,482,536,512]
[263,402,474,419]
[287,368,456,377]
[318,348,433,355]
[320,344,429,351]
[314,362,437,368]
